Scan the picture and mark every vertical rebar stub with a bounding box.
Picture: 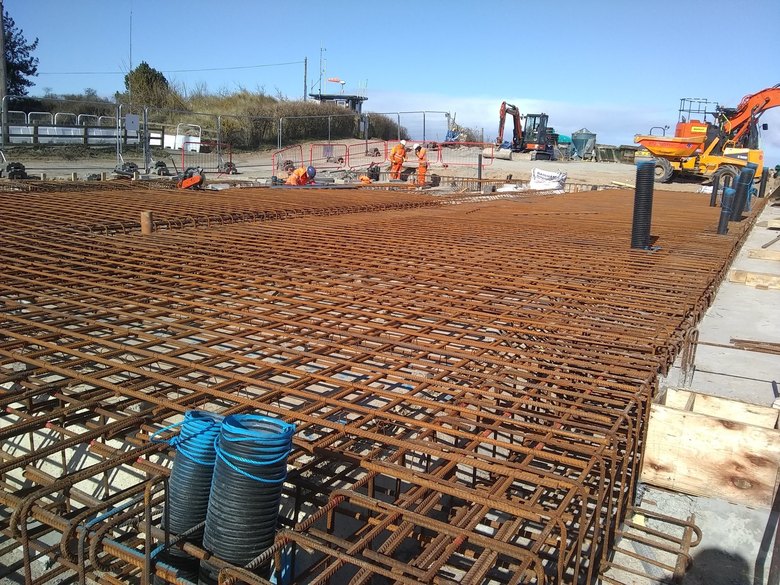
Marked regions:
[140,211,154,235]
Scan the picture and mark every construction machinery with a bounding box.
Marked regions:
[634,84,780,183]
[177,166,205,189]
[169,155,205,189]
[496,101,524,153]
[444,113,469,143]
[523,113,558,160]
[494,101,558,160]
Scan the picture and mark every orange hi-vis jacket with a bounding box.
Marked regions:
[390,143,406,165]
[285,167,311,186]
[416,147,429,185]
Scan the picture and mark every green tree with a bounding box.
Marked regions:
[124,61,170,107]
[3,10,39,96]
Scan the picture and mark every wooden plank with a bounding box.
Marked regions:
[730,338,780,356]
[663,388,693,410]
[748,249,780,261]
[664,388,779,427]
[767,219,780,229]
[692,394,779,428]
[641,400,780,507]
[729,270,780,289]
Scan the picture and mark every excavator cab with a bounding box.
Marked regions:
[523,114,557,159]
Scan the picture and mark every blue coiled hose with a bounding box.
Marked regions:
[150,410,223,582]
[200,414,295,583]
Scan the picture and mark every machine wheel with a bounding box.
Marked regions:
[653,158,673,183]
[711,165,739,188]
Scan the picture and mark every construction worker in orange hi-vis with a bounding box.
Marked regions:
[389,140,407,180]
[285,165,317,186]
[413,143,428,186]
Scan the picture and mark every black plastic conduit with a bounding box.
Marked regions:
[151,410,223,583]
[731,165,756,221]
[758,167,769,198]
[200,414,294,584]
[718,187,736,234]
[630,161,654,249]
[710,172,721,207]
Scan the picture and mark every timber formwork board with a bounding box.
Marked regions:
[0,185,760,584]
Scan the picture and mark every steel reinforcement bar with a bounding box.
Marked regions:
[0,185,762,584]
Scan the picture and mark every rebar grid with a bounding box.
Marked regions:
[0,185,439,235]
[0,186,760,584]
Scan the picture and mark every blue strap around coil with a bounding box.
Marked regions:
[213,414,295,484]
[149,411,222,467]
[149,420,184,443]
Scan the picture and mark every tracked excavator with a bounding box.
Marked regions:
[635,84,780,183]
[493,101,557,160]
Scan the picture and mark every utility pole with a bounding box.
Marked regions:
[0,0,7,147]
[318,45,326,96]
[129,2,133,72]
[303,57,307,101]
[128,0,134,105]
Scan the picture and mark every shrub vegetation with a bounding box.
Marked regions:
[12,62,409,150]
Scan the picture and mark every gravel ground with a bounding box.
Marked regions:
[1,141,710,192]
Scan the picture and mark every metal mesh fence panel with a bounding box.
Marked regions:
[272,145,304,176]
[181,141,232,174]
[439,142,494,167]
[309,143,348,170]
[347,141,386,170]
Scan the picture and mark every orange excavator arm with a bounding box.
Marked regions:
[496,101,523,150]
[497,101,508,144]
[722,83,780,144]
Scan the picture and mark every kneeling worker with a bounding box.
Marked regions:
[286,165,317,186]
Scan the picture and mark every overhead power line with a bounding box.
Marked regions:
[38,60,305,76]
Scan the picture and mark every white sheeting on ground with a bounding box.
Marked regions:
[495,184,526,192]
[529,168,567,193]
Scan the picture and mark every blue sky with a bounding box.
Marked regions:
[8,0,780,164]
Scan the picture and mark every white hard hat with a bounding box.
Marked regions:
[400,140,407,146]
[413,143,420,150]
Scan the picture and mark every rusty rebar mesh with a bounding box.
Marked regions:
[0,185,439,235]
[0,186,760,584]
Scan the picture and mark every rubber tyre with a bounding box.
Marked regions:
[653,158,673,183]
[711,165,739,188]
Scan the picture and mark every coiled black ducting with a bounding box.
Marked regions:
[199,414,294,584]
[731,166,756,221]
[718,187,736,234]
[152,410,223,584]
[631,161,655,249]
[710,173,722,207]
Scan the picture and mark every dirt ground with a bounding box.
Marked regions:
[1,141,719,193]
